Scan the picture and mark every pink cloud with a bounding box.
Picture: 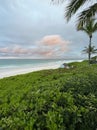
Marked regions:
[41,35,63,46]
[37,35,71,57]
[0,35,71,58]
[38,35,70,47]
[0,46,30,55]
[0,47,10,53]
[33,49,54,58]
[13,47,29,54]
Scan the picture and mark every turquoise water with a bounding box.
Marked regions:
[0,59,65,68]
[0,59,81,78]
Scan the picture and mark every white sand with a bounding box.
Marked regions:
[0,60,83,79]
[0,63,60,79]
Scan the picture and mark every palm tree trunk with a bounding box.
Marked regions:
[88,36,92,64]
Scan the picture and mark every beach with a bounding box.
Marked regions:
[0,59,65,79]
[0,63,60,79]
[0,59,83,79]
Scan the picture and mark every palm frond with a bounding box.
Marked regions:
[78,3,97,25]
[93,22,97,32]
[77,17,97,37]
[92,48,97,53]
[82,46,89,53]
[77,23,91,36]
[65,0,89,21]
[82,45,97,54]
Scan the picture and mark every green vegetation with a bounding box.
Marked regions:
[0,61,97,130]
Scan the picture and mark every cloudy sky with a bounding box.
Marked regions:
[0,0,97,59]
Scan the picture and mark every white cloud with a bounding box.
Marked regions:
[0,35,71,58]
[0,0,97,59]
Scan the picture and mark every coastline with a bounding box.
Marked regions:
[0,60,83,79]
[0,64,60,79]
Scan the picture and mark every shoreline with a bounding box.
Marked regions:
[0,64,60,79]
[0,60,83,79]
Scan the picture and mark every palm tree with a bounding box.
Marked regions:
[77,18,97,63]
[82,45,97,63]
[52,0,97,24]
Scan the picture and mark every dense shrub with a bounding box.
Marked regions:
[0,61,97,130]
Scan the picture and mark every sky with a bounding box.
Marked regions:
[0,0,97,59]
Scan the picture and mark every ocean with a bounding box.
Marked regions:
[0,59,75,69]
[0,59,80,78]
